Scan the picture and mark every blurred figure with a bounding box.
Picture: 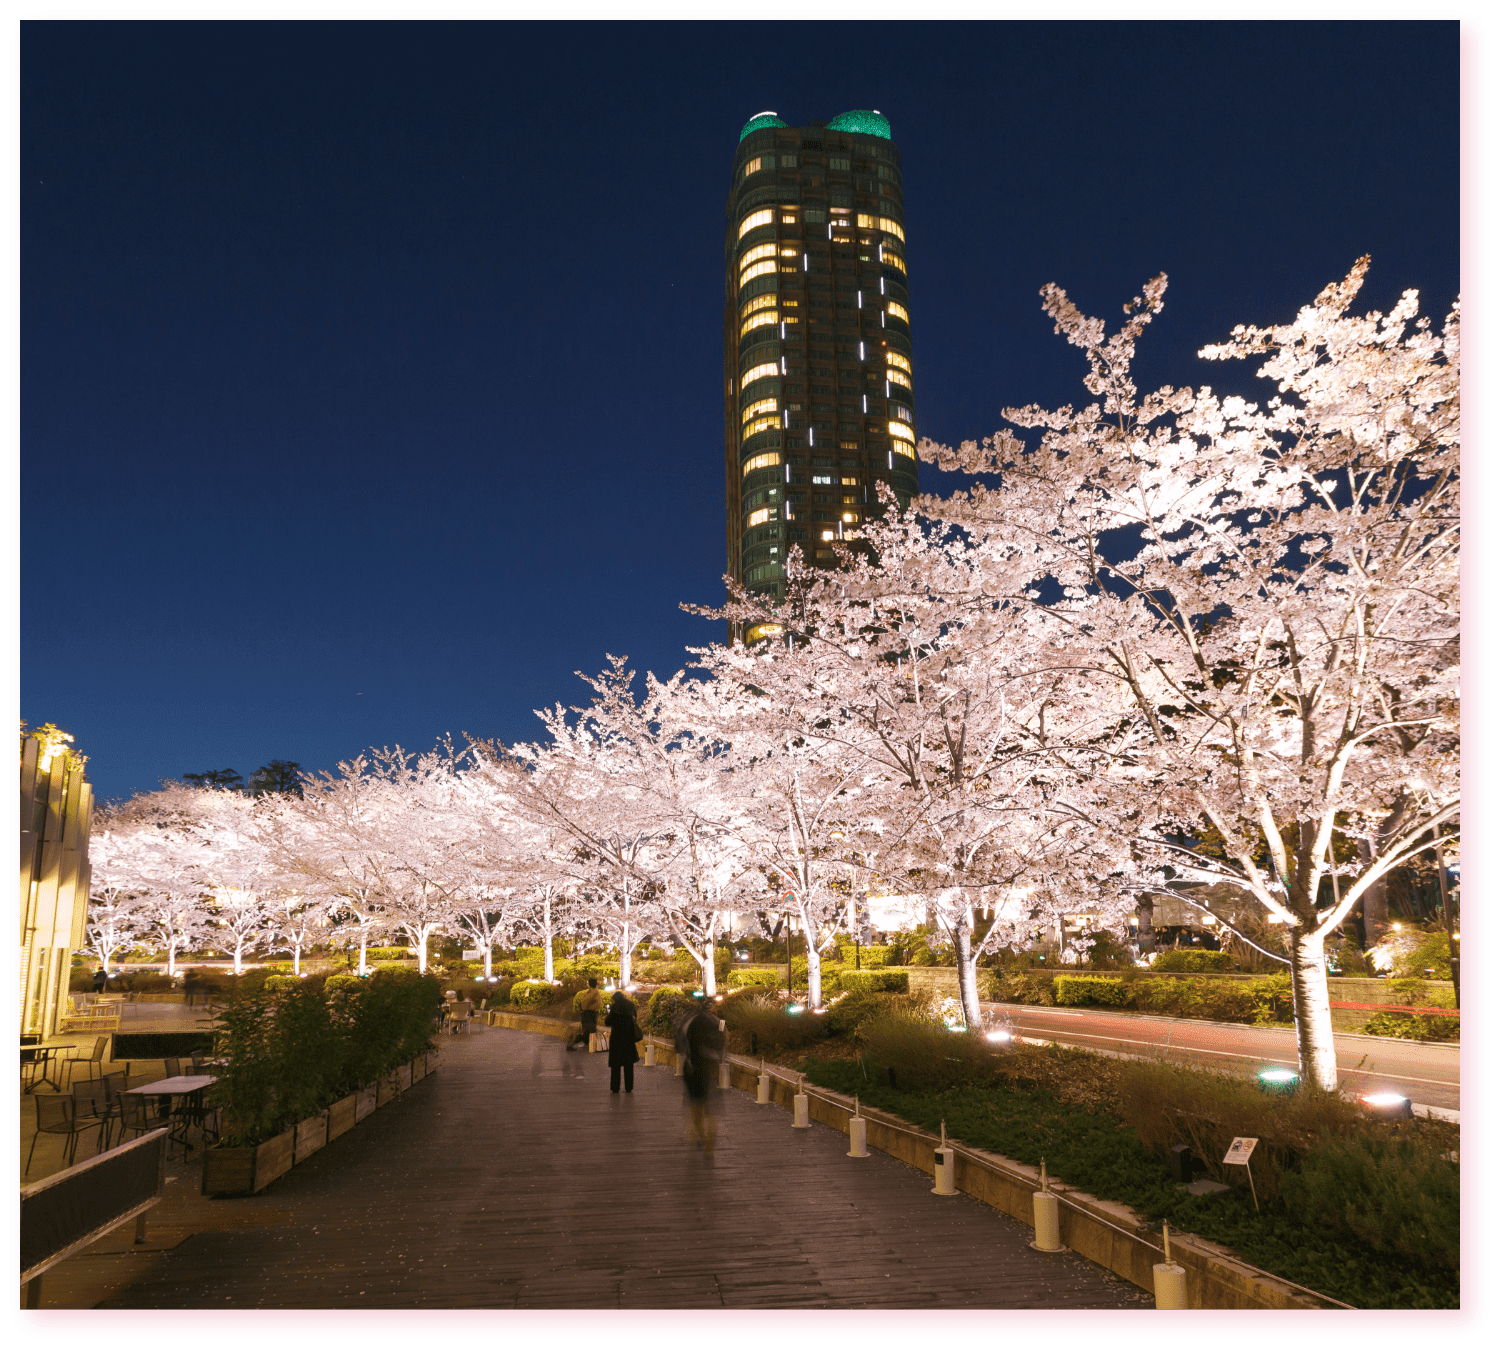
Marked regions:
[92,966,108,994]
[677,999,726,1156]
[604,989,641,1093]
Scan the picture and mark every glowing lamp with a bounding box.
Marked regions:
[787,1003,804,1015]
[1257,1068,1300,1095]
[1360,1092,1414,1120]
[985,1030,1013,1044]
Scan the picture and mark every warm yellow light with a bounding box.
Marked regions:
[887,367,912,389]
[740,292,776,319]
[740,310,778,337]
[842,477,858,486]
[742,361,778,388]
[886,351,912,374]
[888,420,915,443]
[892,441,916,459]
[856,213,875,228]
[741,156,771,180]
[842,512,857,522]
[878,217,904,243]
[821,529,836,541]
[738,259,777,286]
[739,209,774,239]
[743,414,779,438]
[883,249,906,275]
[742,397,778,423]
[779,245,798,257]
[740,242,777,268]
[743,452,782,476]
[887,300,910,324]
[747,507,772,528]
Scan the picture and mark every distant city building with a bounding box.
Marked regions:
[724,110,917,640]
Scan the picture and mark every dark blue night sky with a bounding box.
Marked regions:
[22,21,1458,804]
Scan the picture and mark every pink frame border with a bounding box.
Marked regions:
[8,10,1488,1338]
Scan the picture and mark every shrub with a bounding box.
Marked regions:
[837,969,910,994]
[728,967,781,988]
[986,970,1057,1005]
[1361,1011,1460,1042]
[1150,949,1233,973]
[1393,928,1455,980]
[823,990,896,1038]
[722,998,829,1052]
[507,979,562,1010]
[643,986,699,1036]
[1054,975,1129,1007]
[857,1011,1006,1091]
[1280,1131,1460,1270]
[364,946,416,961]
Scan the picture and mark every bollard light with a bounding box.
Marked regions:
[787,1003,804,1015]
[932,1121,957,1196]
[1257,1068,1299,1095]
[985,1030,1013,1044]
[1360,1091,1414,1120]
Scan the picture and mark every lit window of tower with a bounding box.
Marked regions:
[723,109,916,640]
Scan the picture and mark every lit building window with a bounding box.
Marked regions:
[741,242,778,268]
[887,367,912,389]
[742,361,778,387]
[821,529,836,541]
[779,245,799,257]
[742,397,779,423]
[842,512,859,523]
[747,507,773,528]
[842,477,859,486]
[879,217,905,242]
[889,420,915,443]
[745,622,784,642]
[856,213,875,228]
[741,292,777,320]
[739,259,777,286]
[894,404,913,423]
[743,452,782,475]
[741,156,771,179]
[887,301,910,324]
[882,248,907,275]
[892,440,916,459]
[812,473,832,485]
[739,209,774,239]
[743,414,780,438]
[886,351,912,374]
[741,312,778,337]
[779,213,797,224]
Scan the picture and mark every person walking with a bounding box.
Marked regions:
[677,998,726,1155]
[570,977,603,1050]
[603,989,641,1093]
[92,966,108,994]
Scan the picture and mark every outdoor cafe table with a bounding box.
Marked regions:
[126,1074,218,1152]
[20,1043,60,1093]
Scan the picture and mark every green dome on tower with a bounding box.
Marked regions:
[739,111,788,141]
[826,109,891,140]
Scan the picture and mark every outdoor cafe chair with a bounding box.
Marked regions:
[116,1089,172,1145]
[27,1095,103,1175]
[99,1071,129,1141]
[59,1035,109,1088]
[72,1079,114,1152]
[163,1056,183,1079]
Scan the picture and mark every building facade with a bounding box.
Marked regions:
[723,110,917,639]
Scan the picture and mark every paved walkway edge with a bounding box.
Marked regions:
[483,1009,1335,1310]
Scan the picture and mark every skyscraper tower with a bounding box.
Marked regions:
[724,109,917,640]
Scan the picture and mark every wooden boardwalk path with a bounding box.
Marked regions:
[30,1024,1151,1309]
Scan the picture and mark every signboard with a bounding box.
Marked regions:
[461,950,481,961]
[1223,1136,1259,1166]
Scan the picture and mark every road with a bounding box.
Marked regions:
[980,1001,1460,1114]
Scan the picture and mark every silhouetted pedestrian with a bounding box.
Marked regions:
[92,966,108,994]
[604,990,641,1093]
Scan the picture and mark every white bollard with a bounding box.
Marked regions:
[719,1060,731,1090]
[847,1117,869,1158]
[674,1052,683,1077]
[1030,1159,1066,1251]
[1154,1223,1188,1309]
[757,1065,771,1104]
[931,1121,957,1195]
[793,1092,811,1128]
[644,1041,656,1066]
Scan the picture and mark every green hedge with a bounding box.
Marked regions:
[836,969,910,994]
[506,979,563,1010]
[1361,1011,1460,1042]
[728,968,781,988]
[210,967,440,1148]
[1054,975,1130,1007]
[1150,949,1233,973]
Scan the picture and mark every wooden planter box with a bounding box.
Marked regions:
[293,1110,329,1163]
[327,1093,358,1141]
[410,1056,426,1083]
[355,1083,377,1120]
[376,1071,399,1106]
[202,1125,295,1196]
[396,1062,412,1092]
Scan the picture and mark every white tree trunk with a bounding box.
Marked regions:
[1290,926,1338,1090]
[417,930,428,973]
[805,927,823,1008]
[483,945,493,980]
[167,938,179,979]
[358,933,369,976]
[543,894,555,982]
[954,917,982,1029]
[232,939,245,976]
[293,944,301,976]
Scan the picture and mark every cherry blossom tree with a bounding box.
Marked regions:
[918,259,1459,1086]
[82,828,159,971]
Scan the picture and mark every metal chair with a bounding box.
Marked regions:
[72,1079,114,1152]
[162,1056,183,1080]
[99,1071,129,1143]
[59,1035,108,1088]
[26,1095,100,1174]
[116,1090,173,1148]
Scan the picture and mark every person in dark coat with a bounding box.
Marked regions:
[92,966,108,994]
[677,999,726,1155]
[604,989,640,1093]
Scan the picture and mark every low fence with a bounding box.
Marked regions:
[21,1127,169,1307]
